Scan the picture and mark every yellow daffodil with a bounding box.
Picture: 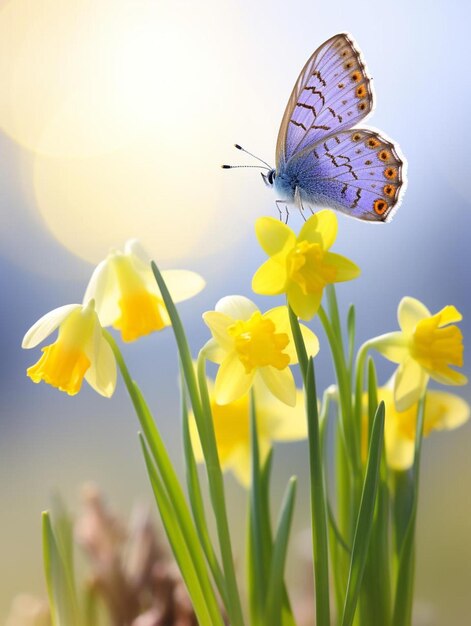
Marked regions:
[22,301,116,397]
[371,297,467,411]
[362,383,470,470]
[252,210,360,320]
[84,239,205,342]
[202,295,319,406]
[190,380,307,486]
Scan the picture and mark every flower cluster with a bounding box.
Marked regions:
[23,239,204,396]
[23,212,468,480]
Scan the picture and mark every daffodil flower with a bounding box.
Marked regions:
[202,295,319,406]
[190,380,307,486]
[84,239,205,342]
[252,210,360,320]
[22,301,116,397]
[370,297,467,411]
[362,382,470,470]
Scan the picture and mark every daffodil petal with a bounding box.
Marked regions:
[298,210,337,249]
[22,304,81,349]
[255,217,296,256]
[260,388,307,440]
[428,368,468,386]
[215,295,259,321]
[394,358,428,412]
[201,338,226,364]
[425,390,470,431]
[436,305,463,327]
[371,332,409,364]
[125,238,150,264]
[202,311,234,351]
[227,446,252,487]
[84,258,121,327]
[324,252,361,282]
[385,420,415,470]
[189,415,204,462]
[84,326,117,398]
[264,306,319,362]
[397,297,431,333]
[286,282,322,321]
[259,366,296,406]
[252,257,287,295]
[161,270,205,303]
[214,353,254,404]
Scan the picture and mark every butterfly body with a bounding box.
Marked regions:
[268,33,406,222]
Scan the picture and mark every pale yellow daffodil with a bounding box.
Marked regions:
[190,380,307,486]
[84,239,205,342]
[22,300,116,397]
[202,295,319,406]
[362,382,470,470]
[371,297,467,411]
[252,210,360,320]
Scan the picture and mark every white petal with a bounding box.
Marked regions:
[161,270,205,303]
[22,304,80,349]
[215,295,258,321]
[84,259,121,327]
[371,332,409,364]
[397,297,431,333]
[84,322,117,397]
[202,311,234,351]
[125,238,150,264]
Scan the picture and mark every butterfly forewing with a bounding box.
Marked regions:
[276,33,373,168]
[287,129,405,221]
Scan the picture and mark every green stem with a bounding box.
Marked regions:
[105,332,223,626]
[151,261,245,626]
[318,306,360,475]
[288,307,330,626]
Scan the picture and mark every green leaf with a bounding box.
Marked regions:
[139,435,224,626]
[392,397,425,626]
[341,401,385,626]
[180,377,227,604]
[306,357,331,626]
[150,263,245,626]
[247,392,270,626]
[264,477,297,626]
[347,304,356,374]
[42,512,81,626]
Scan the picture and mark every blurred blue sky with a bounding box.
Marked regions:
[1,0,470,623]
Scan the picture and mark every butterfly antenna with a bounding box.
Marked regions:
[234,144,272,169]
[221,164,270,170]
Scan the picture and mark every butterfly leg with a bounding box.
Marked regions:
[294,187,307,222]
[275,200,290,224]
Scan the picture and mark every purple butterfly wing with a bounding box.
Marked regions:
[276,33,373,168]
[283,129,406,221]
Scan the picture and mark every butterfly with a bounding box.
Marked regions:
[226,33,406,221]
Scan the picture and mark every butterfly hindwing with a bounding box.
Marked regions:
[284,128,405,221]
[276,33,373,168]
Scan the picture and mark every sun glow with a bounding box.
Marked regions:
[0,0,250,264]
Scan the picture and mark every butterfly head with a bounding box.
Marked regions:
[261,169,276,187]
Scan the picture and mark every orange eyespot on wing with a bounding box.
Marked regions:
[358,102,367,111]
[367,137,380,148]
[374,198,388,215]
[384,184,396,197]
[356,85,367,98]
[384,166,398,179]
[351,71,362,82]
[378,149,391,162]
[352,132,362,141]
